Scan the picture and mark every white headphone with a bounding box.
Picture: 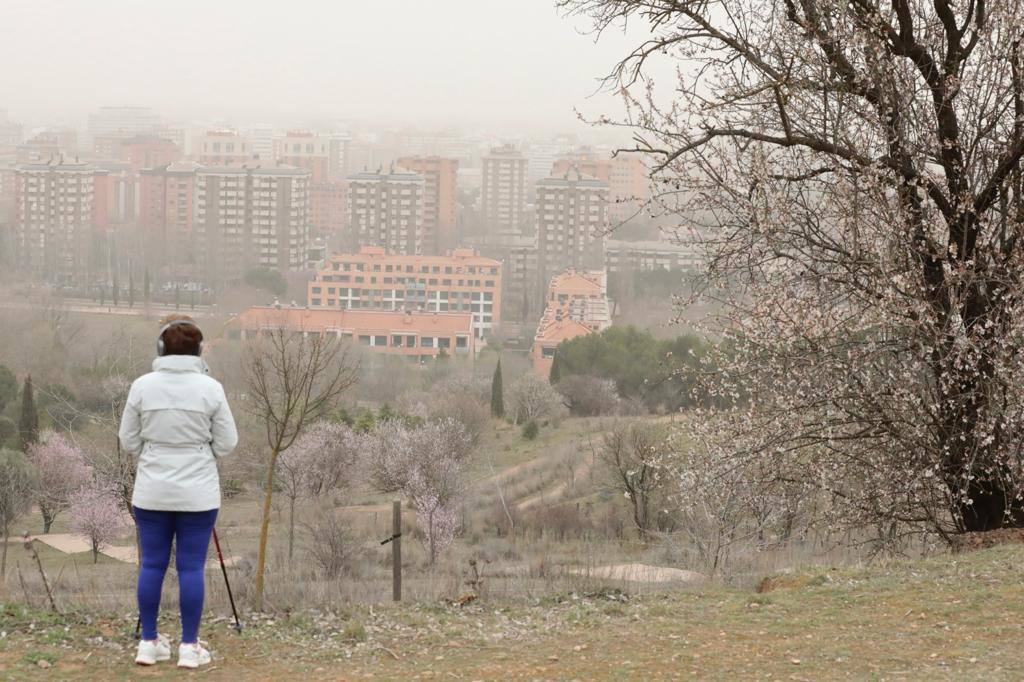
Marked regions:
[156,320,204,357]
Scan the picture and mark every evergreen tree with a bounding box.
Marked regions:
[491,359,505,418]
[0,364,16,413]
[143,268,151,306]
[18,376,38,452]
[548,351,563,385]
[128,269,135,309]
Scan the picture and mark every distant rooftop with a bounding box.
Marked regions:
[229,306,474,336]
[320,245,501,269]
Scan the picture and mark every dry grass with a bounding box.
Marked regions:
[3,544,1024,679]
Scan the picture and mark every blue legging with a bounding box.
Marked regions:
[134,507,218,643]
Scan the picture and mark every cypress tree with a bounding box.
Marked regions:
[549,350,564,385]
[18,376,38,452]
[491,359,505,418]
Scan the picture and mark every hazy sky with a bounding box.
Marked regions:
[1,0,658,132]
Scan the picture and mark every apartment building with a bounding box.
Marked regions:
[604,238,703,273]
[274,131,330,182]
[139,161,200,274]
[13,161,108,284]
[194,164,310,283]
[530,269,612,376]
[481,145,527,237]
[396,156,458,254]
[307,245,501,338]
[15,134,64,164]
[328,133,352,179]
[346,169,425,255]
[535,166,609,284]
[226,305,477,361]
[552,151,649,222]
[87,106,160,138]
[310,180,347,239]
[0,110,23,148]
[120,134,181,172]
[194,131,252,166]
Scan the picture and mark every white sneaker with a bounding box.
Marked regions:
[177,641,212,669]
[134,633,171,665]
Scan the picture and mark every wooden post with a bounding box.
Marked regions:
[392,500,402,602]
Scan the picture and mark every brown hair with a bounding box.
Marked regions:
[158,314,203,356]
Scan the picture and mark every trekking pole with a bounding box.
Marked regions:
[212,528,242,633]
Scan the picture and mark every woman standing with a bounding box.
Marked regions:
[118,315,238,668]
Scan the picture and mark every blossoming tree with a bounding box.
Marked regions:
[26,431,91,533]
[565,0,1024,542]
[70,483,130,563]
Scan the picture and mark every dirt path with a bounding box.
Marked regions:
[515,450,596,511]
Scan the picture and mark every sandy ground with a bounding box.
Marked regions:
[568,562,706,584]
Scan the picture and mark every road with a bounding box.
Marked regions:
[0,296,221,318]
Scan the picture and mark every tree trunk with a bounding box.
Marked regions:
[42,511,52,535]
[428,508,436,565]
[288,493,296,562]
[938,355,1024,533]
[1,520,9,579]
[253,447,279,611]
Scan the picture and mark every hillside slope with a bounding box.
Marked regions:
[2,544,1023,680]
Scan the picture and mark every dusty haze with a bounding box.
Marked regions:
[1,0,650,130]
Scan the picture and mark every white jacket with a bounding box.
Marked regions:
[118,355,238,512]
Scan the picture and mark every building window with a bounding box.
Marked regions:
[391,334,403,347]
[406,336,416,348]
[438,337,450,349]
[358,335,371,346]
[374,335,387,346]
[421,337,434,347]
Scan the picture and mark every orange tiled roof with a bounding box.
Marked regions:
[549,269,605,296]
[533,316,593,346]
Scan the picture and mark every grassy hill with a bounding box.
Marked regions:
[2,543,1023,679]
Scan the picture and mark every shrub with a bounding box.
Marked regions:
[221,478,244,499]
[555,374,621,416]
[0,416,16,447]
[522,420,539,440]
[302,511,356,580]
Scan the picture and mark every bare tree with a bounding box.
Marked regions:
[509,373,563,425]
[566,0,1024,541]
[244,325,358,609]
[597,422,667,538]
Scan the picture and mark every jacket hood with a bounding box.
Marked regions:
[152,355,211,374]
